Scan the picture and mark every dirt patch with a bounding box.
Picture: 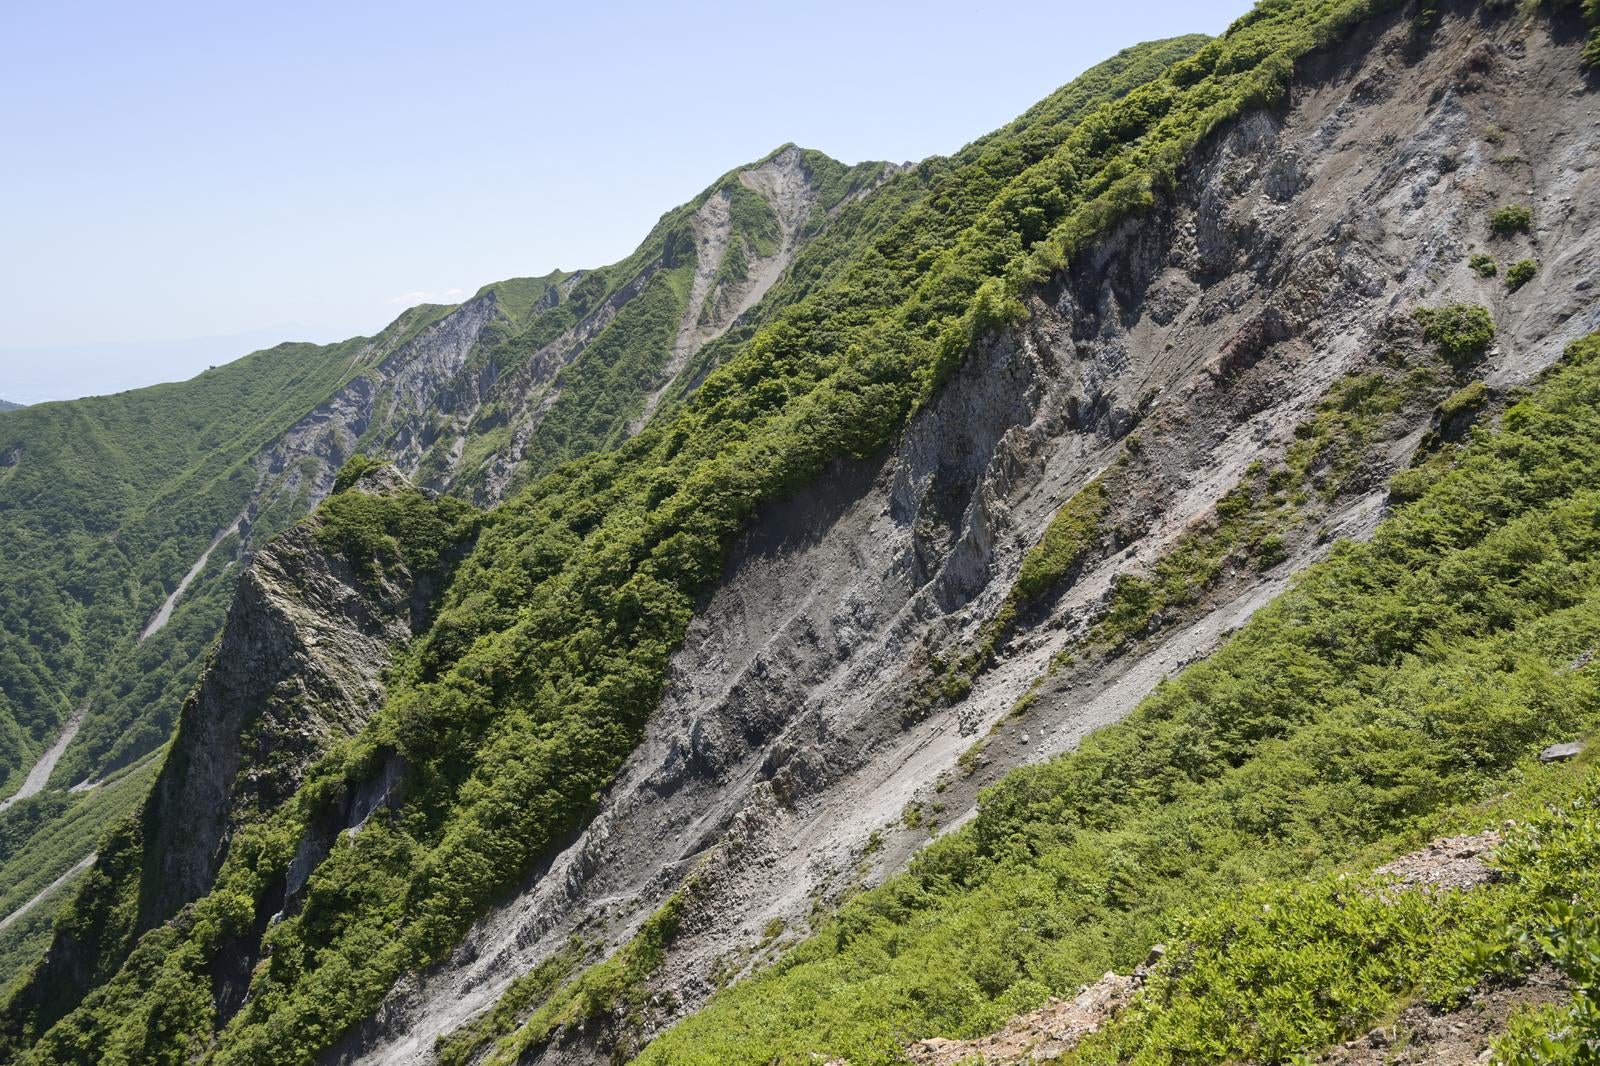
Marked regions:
[907,970,1142,1065]
[1314,968,1570,1066]
[1376,830,1503,893]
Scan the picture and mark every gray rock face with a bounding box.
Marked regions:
[329,8,1600,1064]
[10,475,432,1036]
[1539,741,1584,763]
[139,516,418,928]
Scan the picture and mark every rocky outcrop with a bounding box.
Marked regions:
[470,147,893,501]
[1313,967,1570,1066]
[139,473,424,926]
[906,958,1156,1066]
[4,468,432,1041]
[249,295,502,529]
[338,6,1600,1063]
[1375,830,1503,894]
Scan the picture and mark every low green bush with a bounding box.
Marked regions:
[1490,204,1532,237]
[1506,258,1539,292]
[1414,304,1495,362]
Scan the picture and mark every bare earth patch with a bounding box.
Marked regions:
[1376,830,1503,893]
[903,951,1168,1066]
[1314,968,1570,1066]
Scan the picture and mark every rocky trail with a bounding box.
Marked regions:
[1315,968,1570,1066]
[0,705,87,812]
[139,505,249,641]
[0,854,97,937]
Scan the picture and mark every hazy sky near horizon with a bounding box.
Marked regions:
[1,0,1252,403]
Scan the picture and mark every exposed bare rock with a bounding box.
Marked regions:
[327,8,1600,1064]
[1540,741,1584,763]
[908,971,1141,1066]
[1376,830,1503,893]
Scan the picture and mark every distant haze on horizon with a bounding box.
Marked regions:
[1,0,1252,404]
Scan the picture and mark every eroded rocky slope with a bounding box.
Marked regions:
[339,7,1599,1063]
[5,3,1597,1063]
[2,466,451,1042]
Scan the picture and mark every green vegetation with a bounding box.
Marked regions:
[1438,377,1488,421]
[1013,480,1110,605]
[314,462,481,583]
[434,939,582,1066]
[1414,303,1495,362]
[1469,251,1498,277]
[633,333,1600,1064]
[1071,772,1600,1064]
[1507,257,1539,292]
[10,2,1592,1063]
[1492,895,1600,1061]
[511,262,697,481]
[1490,203,1533,237]
[725,181,782,258]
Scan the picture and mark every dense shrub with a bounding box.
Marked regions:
[1506,257,1539,292]
[1490,204,1532,237]
[1414,303,1495,362]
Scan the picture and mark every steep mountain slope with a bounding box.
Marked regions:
[0,145,887,800]
[4,0,1598,1063]
[632,323,1600,1062]
[0,146,893,990]
[0,402,21,413]
[395,5,1600,1063]
[0,27,1215,1060]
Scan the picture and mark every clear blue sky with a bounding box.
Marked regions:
[0,0,1252,403]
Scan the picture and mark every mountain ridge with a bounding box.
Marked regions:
[2,2,1599,1063]
[0,140,898,1001]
